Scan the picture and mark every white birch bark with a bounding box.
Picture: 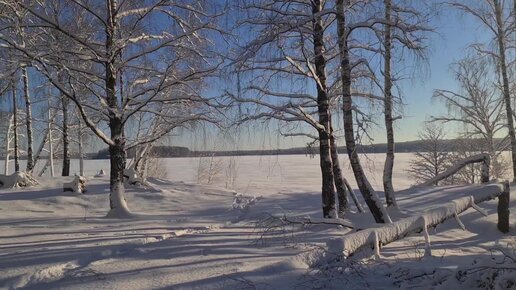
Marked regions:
[327,182,506,258]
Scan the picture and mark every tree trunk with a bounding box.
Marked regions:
[329,129,349,215]
[61,96,70,176]
[336,0,391,223]
[106,0,131,217]
[327,182,508,258]
[4,115,13,174]
[77,108,84,176]
[22,67,34,173]
[313,0,336,218]
[382,0,397,207]
[12,80,19,172]
[494,0,516,183]
[107,135,130,216]
[48,104,54,177]
[497,181,510,233]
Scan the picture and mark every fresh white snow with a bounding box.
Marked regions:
[0,153,514,290]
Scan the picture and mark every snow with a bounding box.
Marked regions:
[0,153,514,289]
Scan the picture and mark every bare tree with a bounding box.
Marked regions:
[408,124,450,186]
[231,0,360,218]
[232,0,331,217]
[382,0,397,207]
[449,0,516,182]
[335,0,391,223]
[1,0,224,217]
[433,55,508,180]
[21,66,34,173]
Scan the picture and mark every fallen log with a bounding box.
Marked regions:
[123,168,142,185]
[327,181,510,258]
[416,153,490,187]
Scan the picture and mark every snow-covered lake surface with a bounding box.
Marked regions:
[0,154,514,289]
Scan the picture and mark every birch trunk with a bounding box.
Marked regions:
[61,95,70,176]
[330,129,349,215]
[22,67,34,173]
[4,115,13,175]
[31,128,48,170]
[313,0,336,218]
[11,81,19,172]
[494,0,516,183]
[48,105,54,177]
[336,0,391,223]
[382,0,397,207]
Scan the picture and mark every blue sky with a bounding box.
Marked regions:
[172,5,499,151]
[0,2,506,152]
[388,7,493,144]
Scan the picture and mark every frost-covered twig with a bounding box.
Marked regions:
[280,215,354,229]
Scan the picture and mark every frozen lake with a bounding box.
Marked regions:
[0,153,417,194]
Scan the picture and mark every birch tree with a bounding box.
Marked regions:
[449,0,516,182]
[10,78,19,172]
[232,0,353,218]
[335,0,391,223]
[334,0,430,221]
[0,0,224,217]
[433,55,508,179]
[21,66,34,173]
[382,0,396,207]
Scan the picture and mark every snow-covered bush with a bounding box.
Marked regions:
[0,172,38,188]
[196,154,224,184]
[143,155,167,179]
[225,156,238,189]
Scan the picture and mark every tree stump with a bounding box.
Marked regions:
[63,176,87,193]
[497,181,510,233]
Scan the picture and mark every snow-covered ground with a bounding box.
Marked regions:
[0,153,514,289]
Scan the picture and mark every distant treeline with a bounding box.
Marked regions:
[91,138,508,159]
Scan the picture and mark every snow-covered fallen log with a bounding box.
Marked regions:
[0,172,38,188]
[63,176,87,193]
[124,168,142,185]
[415,153,490,187]
[327,182,510,258]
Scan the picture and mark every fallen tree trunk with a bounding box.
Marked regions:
[416,153,490,188]
[327,182,509,258]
